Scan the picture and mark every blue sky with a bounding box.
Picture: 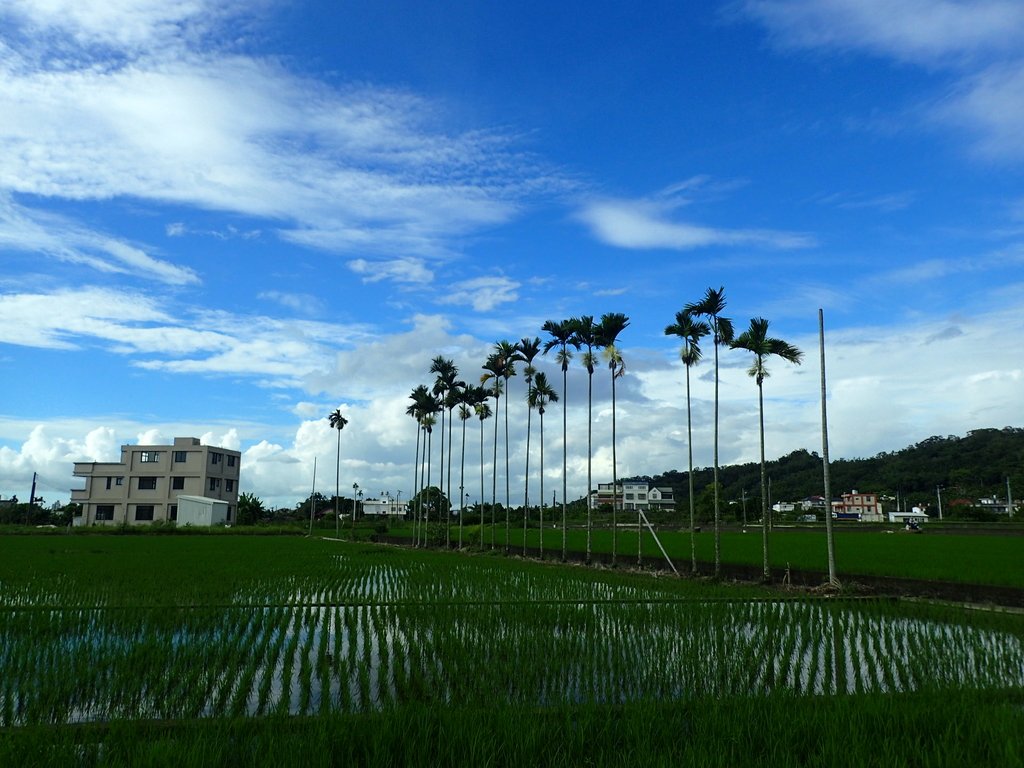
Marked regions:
[2,0,1022,508]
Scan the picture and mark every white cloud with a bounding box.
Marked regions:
[937,62,1024,160]
[348,257,434,285]
[576,196,813,251]
[437,276,520,312]
[257,291,324,315]
[740,0,1024,65]
[0,195,199,285]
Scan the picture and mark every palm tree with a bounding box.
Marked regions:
[594,312,629,566]
[731,317,803,581]
[474,397,493,551]
[481,353,505,549]
[430,357,458,546]
[664,311,710,574]
[542,319,580,561]
[684,287,734,578]
[529,371,558,559]
[328,408,348,538]
[406,385,432,546]
[494,340,520,552]
[421,410,437,542]
[457,386,480,549]
[517,337,542,555]
[570,315,600,564]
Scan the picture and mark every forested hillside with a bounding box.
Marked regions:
[628,427,1024,518]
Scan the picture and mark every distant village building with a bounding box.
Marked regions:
[72,437,240,526]
[589,481,675,512]
[831,491,885,523]
[361,497,408,517]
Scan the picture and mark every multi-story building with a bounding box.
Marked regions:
[72,437,241,525]
[831,490,884,522]
[589,481,675,512]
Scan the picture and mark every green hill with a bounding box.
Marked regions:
[628,427,1024,520]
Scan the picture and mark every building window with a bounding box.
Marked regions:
[226,479,234,492]
[140,452,161,463]
[106,477,112,490]
[168,504,178,521]
[135,505,154,522]
[172,476,185,490]
[173,451,187,463]
[226,506,233,522]
[210,452,222,465]
[209,477,221,491]
[95,505,115,521]
[227,455,236,467]
[115,476,124,486]
[138,477,157,490]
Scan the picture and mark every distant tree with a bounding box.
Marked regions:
[237,492,266,525]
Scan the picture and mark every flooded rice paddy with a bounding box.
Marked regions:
[3,551,1023,727]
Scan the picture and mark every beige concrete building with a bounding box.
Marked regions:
[72,437,241,525]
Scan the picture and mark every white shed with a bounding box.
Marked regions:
[176,495,229,526]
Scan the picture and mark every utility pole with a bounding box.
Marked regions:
[936,486,944,521]
[1008,477,1014,519]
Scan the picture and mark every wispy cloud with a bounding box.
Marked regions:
[740,0,1024,65]
[348,257,434,285]
[739,0,1024,163]
[815,190,916,212]
[576,194,813,251]
[0,1,547,260]
[0,195,199,285]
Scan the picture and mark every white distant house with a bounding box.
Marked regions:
[176,495,230,526]
[589,481,674,512]
[888,507,929,525]
[360,497,408,517]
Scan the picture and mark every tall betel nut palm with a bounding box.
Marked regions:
[684,287,733,578]
[429,357,459,546]
[517,337,542,555]
[328,408,348,537]
[494,340,520,551]
[731,316,803,581]
[569,315,601,564]
[474,394,493,551]
[541,319,579,561]
[664,310,710,574]
[529,371,558,559]
[594,312,629,566]
[480,352,507,549]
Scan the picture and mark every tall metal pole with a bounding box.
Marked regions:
[819,309,839,587]
[936,486,944,520]
[1008,477,1015,519]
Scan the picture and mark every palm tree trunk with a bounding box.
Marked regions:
[425,428,433,544]
[479,418,486,551]
[524,401,532,556]
[335,429,341,538]
[491,392,499,550]
[460,415,467,549]
[561,366,568,562]
[713,332,721,579]
[539,410,545,559]
[412,423,421,547]
[438,401,445,545]
[448,406,454,549]
[504,376,511,552]
[586,371,593,565]
[686,364,696,574]
[611,365,618,567]
[759,378,769,581]
[820,308,839,587]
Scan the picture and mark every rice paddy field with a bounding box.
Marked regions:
[1,535,1023,766]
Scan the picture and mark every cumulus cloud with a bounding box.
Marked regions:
[348,257,434,285]
[437,276,520,312]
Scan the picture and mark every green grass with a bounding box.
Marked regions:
[388,522,1024,587]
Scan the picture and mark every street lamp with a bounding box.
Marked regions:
[352,482,359,529]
